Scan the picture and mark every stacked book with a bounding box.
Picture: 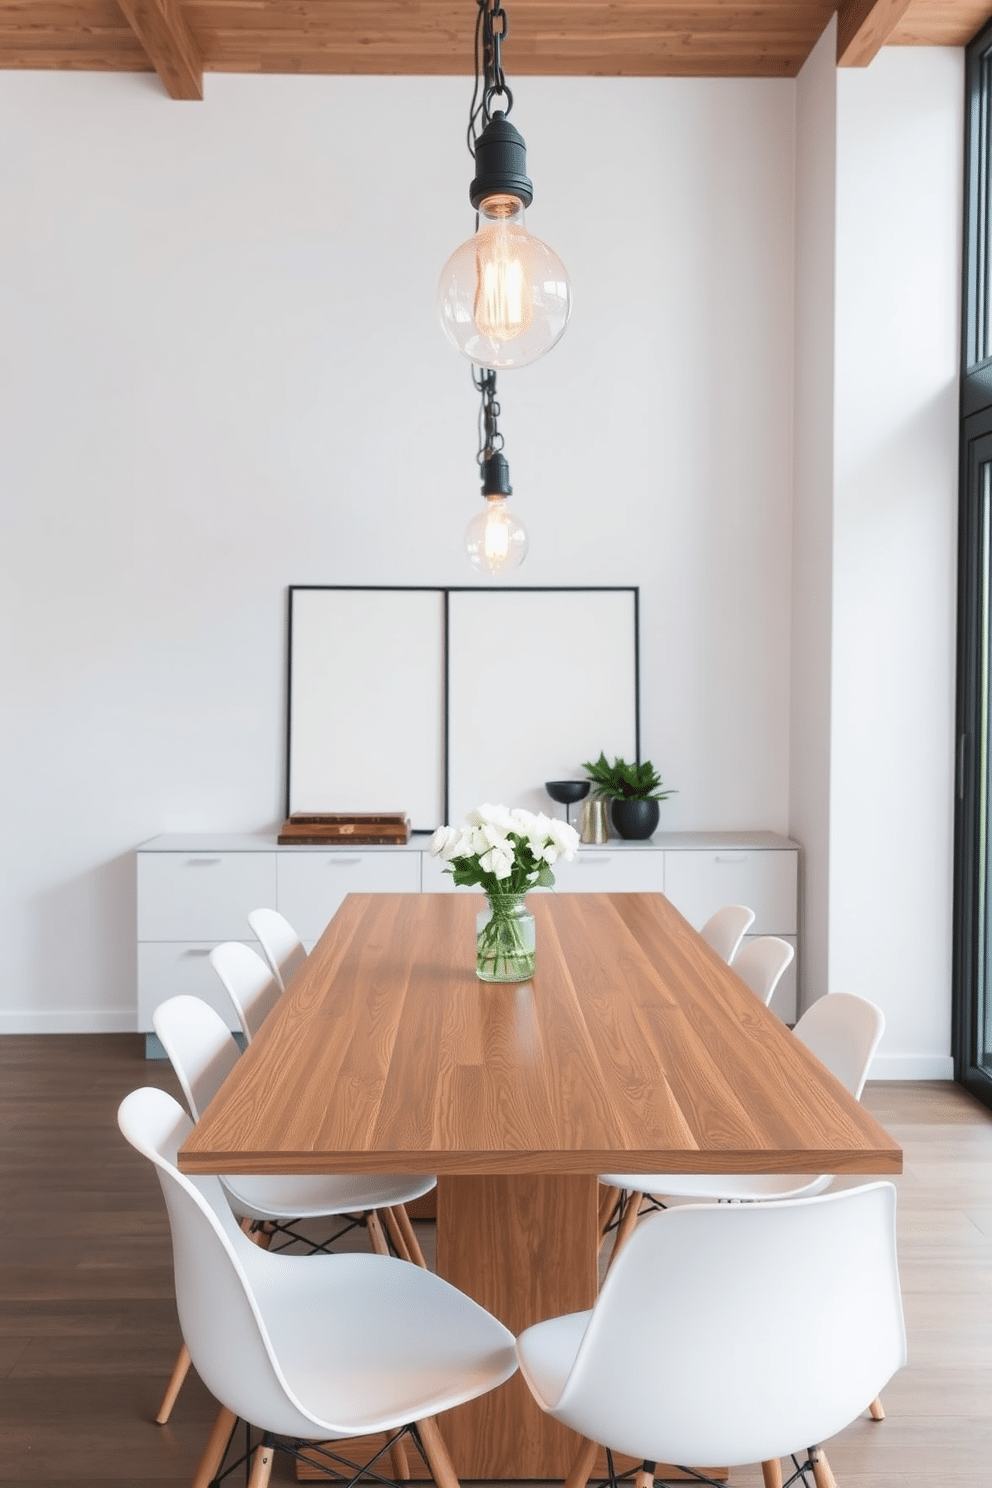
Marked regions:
[277,812,411,846]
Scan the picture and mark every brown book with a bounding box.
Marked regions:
[288,812,409,826]
[278,817,411,846]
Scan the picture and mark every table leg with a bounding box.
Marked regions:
[435,1173,598,1480]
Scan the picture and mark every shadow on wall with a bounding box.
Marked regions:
[23,851,137,1032]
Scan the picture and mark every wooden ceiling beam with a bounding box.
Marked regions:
[837,0,915,65]
[115,0,202,97]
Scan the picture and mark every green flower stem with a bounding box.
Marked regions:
[476,894,536,982]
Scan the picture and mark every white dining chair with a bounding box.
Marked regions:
[119,1086,517,1488]
[209,940,282,1042]
[731,934,795,1005]
[152,994,436,1427]
[698,904,756,964]
[518,1183,906,1488]
[247,907,308,991]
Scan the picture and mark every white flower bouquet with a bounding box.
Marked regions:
[430,804,580,981]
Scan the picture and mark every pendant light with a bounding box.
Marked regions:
[464,368,528,575]
[438,0,571,371]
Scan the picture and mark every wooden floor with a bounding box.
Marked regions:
[0,1034,990,1487]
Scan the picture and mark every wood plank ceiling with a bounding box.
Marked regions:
[1,0,990,102]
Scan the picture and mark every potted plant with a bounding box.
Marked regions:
[581,753,675,840]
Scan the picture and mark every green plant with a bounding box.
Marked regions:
[581,752,675,802]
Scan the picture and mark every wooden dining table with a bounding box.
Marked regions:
[178,890,902,1481]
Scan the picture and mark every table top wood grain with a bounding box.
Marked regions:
[177,892,902,1178]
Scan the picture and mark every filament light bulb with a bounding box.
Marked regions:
[439,193,571,370]
[465,495,528,575]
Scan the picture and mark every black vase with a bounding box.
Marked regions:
[610,798,661,840]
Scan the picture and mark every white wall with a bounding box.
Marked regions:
[0,71,797,1029]
[830,48,963,1078]
[791,19,838,1015]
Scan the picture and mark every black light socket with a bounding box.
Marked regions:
[481,450,513,497]
[470,112,534,210]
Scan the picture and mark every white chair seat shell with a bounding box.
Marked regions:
[699,904,756,964]
[224,1171,436,1221]
[248,907,308,991]
[517,1186,905,1468]
[251,1250,517,1435]
[597,1171,831,1202]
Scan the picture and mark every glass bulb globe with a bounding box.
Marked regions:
[438,195,571,370]
[465,496,528,575]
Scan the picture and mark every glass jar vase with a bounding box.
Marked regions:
[476,893,536,982]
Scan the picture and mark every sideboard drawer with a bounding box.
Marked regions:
[277,851,422,941]
[137,941,249,1032]
[663,849,797,935]
[137,852,277,942]
[551,848,665,893]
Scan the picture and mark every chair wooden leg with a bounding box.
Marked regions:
[366,1210,391,1258]
[247,1440,275,1488]
[383,1207,413,1262]
[564,1436,599,1488]
[598,1184,621,1241]
[761,1460,783,1488]
[191,1405,238,1488]
[869,1394,885,1420]
[390,1434,411,1481]
[635,1462,655,1488]
[605,1191,643,1273]
[415,1415,461,1488]
[810,1446,837,1488]
[155,1342,191,1424]
[390,1203,429,1268]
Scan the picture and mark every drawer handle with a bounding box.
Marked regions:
[328,857,363,866]
[183,948,213,958]
[575,856,611,866]
[184,858,223,867]
[714,854,749,864]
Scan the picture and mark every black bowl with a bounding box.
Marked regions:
[545,780,591,807]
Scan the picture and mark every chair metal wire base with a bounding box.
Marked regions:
[208,1416,431,1488]
[598,1447,825,1488]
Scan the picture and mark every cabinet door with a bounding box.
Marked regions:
[138,852,277,942]
[663,850,797,935]
[138,942,251,1032]
[277,851,421,941]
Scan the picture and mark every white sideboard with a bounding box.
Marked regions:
[136,830,800,1052]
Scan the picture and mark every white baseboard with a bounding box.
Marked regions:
[0,1011,136,1034]
[869,1053,955,1080]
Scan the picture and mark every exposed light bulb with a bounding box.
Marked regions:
[439,193,570,370]
[465,495,528,575]
[474,197,533,341]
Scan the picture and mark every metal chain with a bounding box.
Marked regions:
[467,0,514,158]
[474,366,504,465]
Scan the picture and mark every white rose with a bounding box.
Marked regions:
[480,845,514,880]
[547,819,580,859]
[429,824,457,857]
